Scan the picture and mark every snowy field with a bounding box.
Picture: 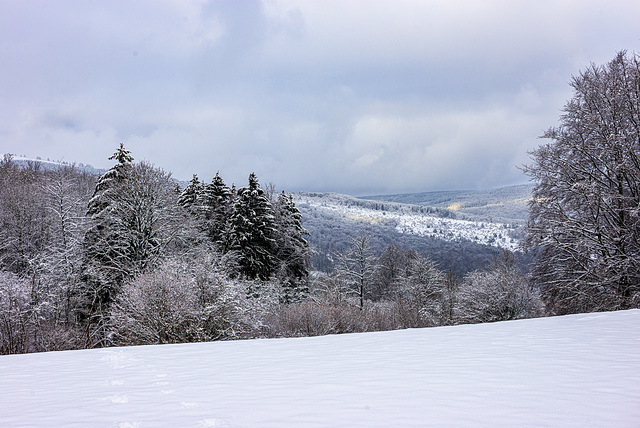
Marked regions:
[1,310,639,427]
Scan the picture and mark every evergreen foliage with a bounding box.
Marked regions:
[82,143,135,323]
[81,146,191,346]
[202,172,233,245]
[224,173,277,280]
[273,191,311,302]
[178,174,203,211]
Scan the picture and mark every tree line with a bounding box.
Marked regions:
[0,146,543,354]
[0,146,312,353]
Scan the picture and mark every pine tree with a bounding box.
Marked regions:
[273,191,310,302]
[178,174,203,212]
[83,143,134,294]
[81,145,190,346]
[87,143,133,217]
[202,172,233,245]
[81,144,135,342]
[224,173,276,280]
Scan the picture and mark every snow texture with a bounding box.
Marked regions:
[1,310,639,427]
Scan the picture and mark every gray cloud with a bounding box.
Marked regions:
[1,0,639,195]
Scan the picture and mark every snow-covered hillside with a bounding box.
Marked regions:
[1,310,639,427]
[295,192,520,251]
[362,184,533,224]
[7,154,105,176]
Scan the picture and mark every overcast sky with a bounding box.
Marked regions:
[2,1,639,195]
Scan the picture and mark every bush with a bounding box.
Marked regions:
[0,272,32,354]
[455,253,543,324]
[265,273,400,337]
[109,253,265,346]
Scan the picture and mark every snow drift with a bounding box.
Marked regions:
[1,310,639,427]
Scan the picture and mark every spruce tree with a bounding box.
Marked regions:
[273,191,310,302]
[81,143,134,340]
[224,173,276,280]
[87,143,133,217]
[82,144,189,346]
[178,174,203,212]
[202,172,233,245]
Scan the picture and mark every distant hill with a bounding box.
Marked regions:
[360,183,534,224]
[5,154,191,188]
[5,153,530,275]
[293,190,529,277]
[7,154,106,177]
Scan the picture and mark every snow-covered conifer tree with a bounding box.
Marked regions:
[82,143,135,323]
[224,173,276,280]
[178,174,203,212]
[202,172,233,245]
[82,145,190,346]
[273,191,310,302]
[86,143,133,218]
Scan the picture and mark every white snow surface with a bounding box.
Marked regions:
[2,310,640,427]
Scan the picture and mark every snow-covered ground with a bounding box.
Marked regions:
[1,310,639,427]
[295,193,520,251]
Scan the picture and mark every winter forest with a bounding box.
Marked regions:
[2,51,640,355]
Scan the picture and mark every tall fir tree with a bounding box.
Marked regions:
[202,172,233,245]
[82,144,189,346]
[273,191,310,302]
[224,173,276,280]
[81,143,134,341]
[87,143,133,218]
[178,174,203,212]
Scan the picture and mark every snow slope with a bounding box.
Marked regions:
[1,310,639,427]
[295,192,520,251]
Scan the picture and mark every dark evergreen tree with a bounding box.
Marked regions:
[273,191,310,302]
[81,144,134,343]
[87,143,133,217]
[202,172,233,245]
[82,145,190,346]
[178,174,203,212]
[83,144,134,312]
[224,173,276,280]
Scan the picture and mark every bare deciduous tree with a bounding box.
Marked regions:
[524,51,640,314]
[335,233,377,309]
[109,252,263,346]
[455,253,543,324]
[393,253,446,328]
